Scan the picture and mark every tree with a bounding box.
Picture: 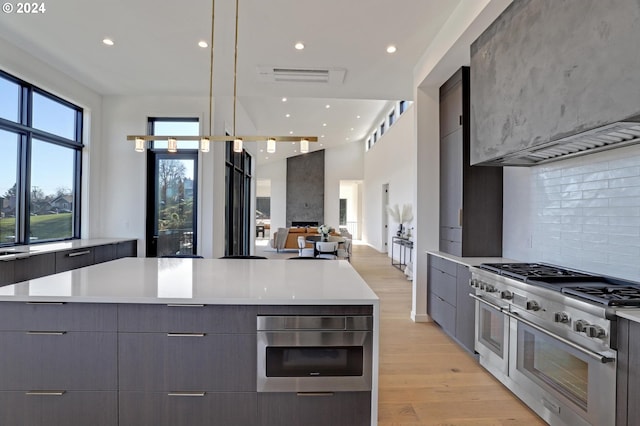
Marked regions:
[3,183,16,199]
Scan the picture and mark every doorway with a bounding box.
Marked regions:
[382,183,389,253]
[146,152,198,257]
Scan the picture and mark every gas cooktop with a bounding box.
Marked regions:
[479,262,640,307]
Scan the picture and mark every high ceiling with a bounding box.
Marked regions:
[0,0,464,163]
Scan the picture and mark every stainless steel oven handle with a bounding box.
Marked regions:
[507,310,615,364]
[469,294,508,312]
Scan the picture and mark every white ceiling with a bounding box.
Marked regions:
[0,0,464,163]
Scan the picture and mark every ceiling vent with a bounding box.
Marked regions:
[477,120,640,166]
[257,66,346,85]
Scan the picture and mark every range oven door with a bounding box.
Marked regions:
[472,294,510,382]
[508,311,616,426]
[257,316,373,393]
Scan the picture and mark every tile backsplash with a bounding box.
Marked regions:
[503,145,640,281]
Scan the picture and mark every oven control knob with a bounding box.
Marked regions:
[485,284,496,293]
[574,320,589,333]
[526,300,540,311]
[554,312,570,323]
[469,279,476,288]
[501,290,513,300]
[585,325,606,338]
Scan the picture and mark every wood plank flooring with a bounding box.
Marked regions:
[256,240,546,425]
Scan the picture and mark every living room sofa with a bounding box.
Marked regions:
[271,227,339,251]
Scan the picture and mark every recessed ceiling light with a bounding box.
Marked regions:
[386,45,397,54]
[289,131,293,135]
[322,123,327,127]
[260,149,264,153]
[102,38,114,46]
[282,97,287,102]
[325,104,330,109]
[285,114,290,118]
[294,42,305,50]
[357,115,361,119]
[346,137,350,141]
[321,135,325,138]
[350,128,354,131]
[198,41,208,48]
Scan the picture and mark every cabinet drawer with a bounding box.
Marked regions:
[439,239,462,257]
[119,391,257,426]
[439,226,462,244]
[0,391,117,426]
[429,266,457,306]
[118,304,258,333]
[0,331,117,390]
[116,240,137,258]
[429,255,458,276]
[119,333,256,391]
[0,302,117,331]
[429,293,456,336]
[14,253,55,282]
[0,260,15,286]
[93,244,117,264]
[55,248,95,273]
[258,392,371,426]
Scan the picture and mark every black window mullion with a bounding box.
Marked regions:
[18,133,30,245]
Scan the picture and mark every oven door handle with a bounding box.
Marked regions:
[507,310,615,364]
[469,294,508,312]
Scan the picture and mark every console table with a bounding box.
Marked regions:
[391,237,413,271]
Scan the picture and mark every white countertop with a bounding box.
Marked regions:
[426,250,519,267]
[0,257,379,305]
[616,309,640,323]
[0,238,135,261]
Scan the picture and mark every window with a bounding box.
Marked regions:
[399,100,408,114]
[380,121,386,136]
[388,109,395,126]
[0,70,83,246]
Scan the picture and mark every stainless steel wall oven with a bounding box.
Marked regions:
[257,315,373,393]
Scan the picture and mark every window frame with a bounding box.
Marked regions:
[0,70,83,247]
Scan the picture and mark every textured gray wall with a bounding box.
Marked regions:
[286,150,324,226]
[470,0,640,164]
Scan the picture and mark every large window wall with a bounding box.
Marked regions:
[0,70,83,246]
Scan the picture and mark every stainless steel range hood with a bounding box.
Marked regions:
[478,119,640,166]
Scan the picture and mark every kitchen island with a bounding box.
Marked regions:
[0,257,379,426]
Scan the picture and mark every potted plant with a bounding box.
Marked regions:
[387,204,413,237]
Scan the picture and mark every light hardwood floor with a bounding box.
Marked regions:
[256,240,546,425]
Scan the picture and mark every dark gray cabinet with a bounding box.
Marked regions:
[55,247,96,272]
[616,318,640,426]
[0,261,15,286]
[0,302,118,426]
[119,392,257,426]
[117,304,258,426]
[13,253,55,283]
[0,391,117,426]
[439,67,503,257]
[427,254,475,354]
[0,239,137,286]
[258,392,371,426]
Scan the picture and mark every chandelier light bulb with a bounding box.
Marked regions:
[134,137,145,152]
[267,138,276,153]
[167,138,178,153]
[200,137,210,153]
[300,138,309,153]
[233,138,243,153]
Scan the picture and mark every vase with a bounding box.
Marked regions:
[397,224,403,237]
[321,235,329,242]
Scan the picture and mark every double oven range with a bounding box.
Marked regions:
[470,262,640,426]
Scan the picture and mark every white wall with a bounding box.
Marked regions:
[503,145,640,281]
[362,107,416,252]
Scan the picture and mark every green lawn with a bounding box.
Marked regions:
[0,213,72,242]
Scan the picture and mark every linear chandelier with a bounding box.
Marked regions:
[127,0,316,154]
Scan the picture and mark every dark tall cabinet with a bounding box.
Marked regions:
[439,67,503,257]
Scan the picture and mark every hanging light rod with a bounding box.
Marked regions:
[127,0,317,154]
[126,135,318,142]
